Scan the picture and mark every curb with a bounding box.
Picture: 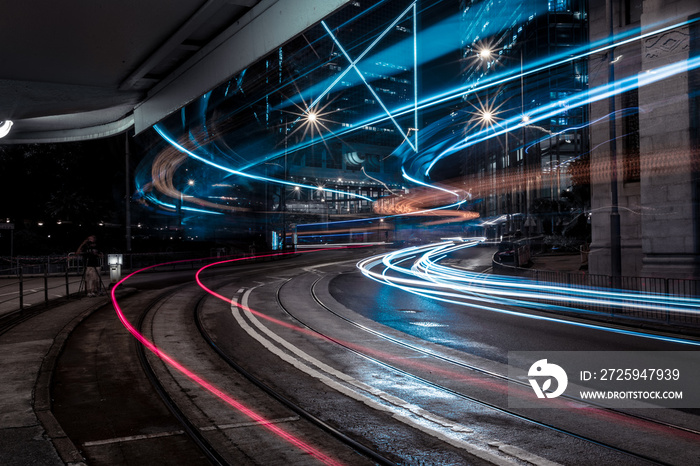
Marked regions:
[33,298,109,465]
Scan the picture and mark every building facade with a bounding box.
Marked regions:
[457,0,589,239]
[587,0,700,279]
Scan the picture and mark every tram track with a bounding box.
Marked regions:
[35,247,700,465]
[269,277,657,465]
[231,261,699,465]
[52,275,362,465]
[67,252,388,465]
[193,291,397,466]
[51,283,217,465]
[194,250,500,464]
[309,273,700,438]
[135,287,229,466]
[136,279,372,463]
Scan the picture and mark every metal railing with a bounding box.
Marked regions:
[494,254,700,328]
[0,268,79,312]
[0,249,290,313]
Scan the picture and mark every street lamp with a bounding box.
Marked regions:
[477,104,513,236]
[479,48,492,60]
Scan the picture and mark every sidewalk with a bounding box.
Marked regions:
[0,293,110,465]
[529,254,584,273]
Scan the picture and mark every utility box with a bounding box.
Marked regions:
[108,254,123,284]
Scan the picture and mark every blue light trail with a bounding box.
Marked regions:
[419,45,700,178]
[357,241,700,347]
[266,16,700,190]
[141,6,700,237]
[153,125,373,203]
[321,20,418,152]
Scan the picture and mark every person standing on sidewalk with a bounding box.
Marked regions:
[77,235,103,297]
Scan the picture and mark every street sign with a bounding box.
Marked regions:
[0,223,14,230]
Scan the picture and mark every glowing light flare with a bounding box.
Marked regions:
[468,91,507,132]
[281,87,343,147]
[462,38,501,72]
[0,120,13,138]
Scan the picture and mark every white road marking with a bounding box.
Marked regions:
[233,286,560,465]
[302,259,358,272]
[82,416,300,447]
[83,430,185,447]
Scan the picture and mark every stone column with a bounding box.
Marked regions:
[639,0,700,279]
[588,0,645,278]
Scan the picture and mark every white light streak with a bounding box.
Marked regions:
[357,241,700,346]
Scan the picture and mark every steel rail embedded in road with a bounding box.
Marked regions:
[193,292,397,466]
[269,276,667,465]
[135,288,229,466]
[309,274,700,440]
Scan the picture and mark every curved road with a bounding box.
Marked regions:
[44,244,700,465]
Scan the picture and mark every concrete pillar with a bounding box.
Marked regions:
[639,0,700,278]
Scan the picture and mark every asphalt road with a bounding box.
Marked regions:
[196,246,700,464]
[11,244,698,465]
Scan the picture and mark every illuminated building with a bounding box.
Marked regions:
[266,0,417,230]
[455,0,589,238]
[143,0,596,247]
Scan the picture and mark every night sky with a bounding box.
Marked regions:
[0,137,127,255]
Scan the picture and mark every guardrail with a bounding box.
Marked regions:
[0,249,291,313]
[0,268,78,312]
[493,251,700,328]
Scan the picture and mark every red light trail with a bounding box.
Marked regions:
[110,254,345,466]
